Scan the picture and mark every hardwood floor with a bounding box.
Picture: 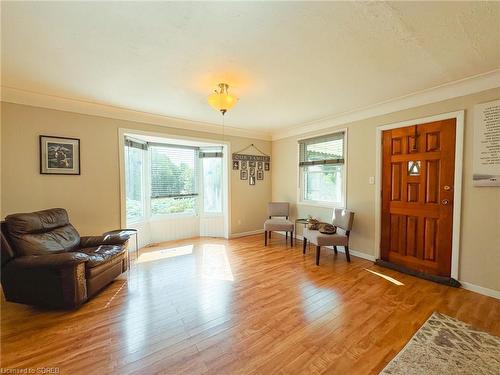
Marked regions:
[1,234,499,374]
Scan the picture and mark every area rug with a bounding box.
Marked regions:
[380,312,500,375]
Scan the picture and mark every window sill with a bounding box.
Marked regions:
[297,201,345,209]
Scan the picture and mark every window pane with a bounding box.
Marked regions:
[304,164,343,203]
[151,146,197,198]
[151,196,197,215]
[203,157,223,213]
[304,137,343,162]
[125,146,144,221]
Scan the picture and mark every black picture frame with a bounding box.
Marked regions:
[240,169,248,180]
[249,161,256,168]
[232,161,239,170]
[264,162,270,171]
[249,176,256,185]
[257,161,263,170]
[249,167,255,176]
[39,135,81,175]
[241,161,247,169]
[257,170,264,180]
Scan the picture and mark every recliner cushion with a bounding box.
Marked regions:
[6,209,80,256]
[78,245,126,277]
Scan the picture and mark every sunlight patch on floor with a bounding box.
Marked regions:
[202,244,234,281]
[365,268,404,286]
[136,244,194,263]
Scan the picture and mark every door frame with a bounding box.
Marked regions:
[374,110,464,280]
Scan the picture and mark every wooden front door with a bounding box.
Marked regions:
[381,119,456,277]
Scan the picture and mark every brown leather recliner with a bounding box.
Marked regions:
[1,208,129,309]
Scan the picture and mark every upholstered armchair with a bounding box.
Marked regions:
[264,202,295,246]
[302,208,354,265]
[1,208,129,309]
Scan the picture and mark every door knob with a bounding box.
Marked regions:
[443,185,452,191]
[441,199,449,205]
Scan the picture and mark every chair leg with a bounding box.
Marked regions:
[303,238,307,254]
[264,231,267,246]
[345,246,351,262]
[333,245,338,254]
[316,246,321,265]
[291,231,294,246]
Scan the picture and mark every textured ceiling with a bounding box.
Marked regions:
[1,2,499,132]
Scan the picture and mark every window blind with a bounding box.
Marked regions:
[125,137,147,150]
[299,132,345,166]
[199,147,223,158]
[150,145,198,198]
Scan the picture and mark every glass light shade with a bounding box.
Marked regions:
[208,83,238,114]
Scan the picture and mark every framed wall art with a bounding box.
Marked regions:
[249,176,256,185]
[240,169,248,180]
[39,135,80,175]
[257,170,264,180]
[232,160,239,170]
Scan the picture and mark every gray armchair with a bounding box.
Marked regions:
[302,208,354,265]
[264,202,295,246]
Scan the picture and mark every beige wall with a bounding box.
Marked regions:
[272,88,500,292]
[1,103,272,236]
[2,89,500,292]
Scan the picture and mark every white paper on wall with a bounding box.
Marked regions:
[473,99,500,187]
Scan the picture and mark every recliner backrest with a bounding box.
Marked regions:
[1,222,16,267]
[5,208,81,256]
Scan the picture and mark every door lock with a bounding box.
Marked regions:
[443,185,452,191]
[441,199,450,205]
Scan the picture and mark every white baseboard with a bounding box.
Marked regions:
[459,281,500,300]
[230,229,264,238]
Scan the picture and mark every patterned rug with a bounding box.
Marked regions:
[380,312,500,375]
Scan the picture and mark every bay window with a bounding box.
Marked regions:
[124,138,224,221]
[298,131,346,207]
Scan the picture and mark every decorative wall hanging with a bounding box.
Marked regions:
[473,99,500,186]
[40,135,80,175]
[232,143,270,186]
[232,161,239,170]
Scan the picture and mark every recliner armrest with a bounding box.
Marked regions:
[80,234,129,248]
[10,252,89,269]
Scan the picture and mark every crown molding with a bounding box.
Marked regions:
[0,86,272,141]
[271,69,500,140]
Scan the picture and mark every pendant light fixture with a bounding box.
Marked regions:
[207,83,238,115]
